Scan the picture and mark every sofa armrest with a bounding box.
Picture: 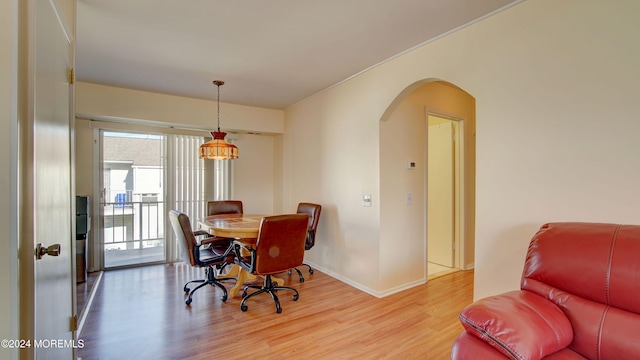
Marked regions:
[452,331,512,359]
[459,290,573,360]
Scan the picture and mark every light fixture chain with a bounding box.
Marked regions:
[217,82,221,131]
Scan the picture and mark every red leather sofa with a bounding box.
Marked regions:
[451,222,640,360]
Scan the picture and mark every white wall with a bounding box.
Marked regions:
[379,87,427,293]
[76,82,284,134]
[1,0,18,356]
[233,133,276,214]
[284,77,383,292]
[285,0,640,299]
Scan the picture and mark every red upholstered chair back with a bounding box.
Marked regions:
[253,214,309,275]
[207,200,243,215]
[520,222,640,359]
[296,202,321,250]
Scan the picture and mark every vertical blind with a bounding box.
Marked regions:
[168,135,206,215]
[165,134,235,262]
[166,134,207,262]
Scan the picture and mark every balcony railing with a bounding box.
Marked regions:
[102,200,165,267]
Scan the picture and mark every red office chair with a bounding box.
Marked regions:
[206,200,243,216]
[289,202,322,282]
[169,210,235,305]
[205,200,244,272]
[233,214,309,313]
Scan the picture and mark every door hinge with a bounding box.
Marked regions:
[67,68,75,85]
[70,315,78,331]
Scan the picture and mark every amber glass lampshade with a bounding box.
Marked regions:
[199,80,239,160]
[199,131,239,160]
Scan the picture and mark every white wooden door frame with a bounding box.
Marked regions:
[425,111,465,270]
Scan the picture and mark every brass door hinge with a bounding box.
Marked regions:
[70,315,78,331]
[67,68,75,85]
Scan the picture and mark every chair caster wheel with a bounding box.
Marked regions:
[240,304,248,312]
[292,294,299,301]
[184,287,190,293]
[276,307,282,314]
[299,277,305,283]
[308,269,314,274]
[185,298,192,305]
[221,294,228,302]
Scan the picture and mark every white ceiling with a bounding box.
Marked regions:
[76,0,520,110]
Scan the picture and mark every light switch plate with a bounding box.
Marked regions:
[362,194,372,207]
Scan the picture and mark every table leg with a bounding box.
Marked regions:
[272,276,284,286]
[221,265,285,297]
[222,264,258,298]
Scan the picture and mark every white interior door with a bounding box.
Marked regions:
[427,120,455,267]
[32,0,75,357]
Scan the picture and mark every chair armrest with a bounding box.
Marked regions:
[192,229,212,246]
[193,229,210,237]
[233,239,257,271]
[233,238,257,249]
[459,290,573,360]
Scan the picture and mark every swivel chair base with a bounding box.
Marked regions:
[240,274,299,313]
[289,263,314,282]
[183,267,234,305]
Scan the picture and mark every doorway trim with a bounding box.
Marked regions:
[425,109,465,270]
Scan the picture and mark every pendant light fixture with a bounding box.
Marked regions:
[199,80,239,160]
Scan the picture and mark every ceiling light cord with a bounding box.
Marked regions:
[213,80,224,132]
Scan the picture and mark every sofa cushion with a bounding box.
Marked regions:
[459,290,573,360]
[521,222,640,359]
[522,223,640,314]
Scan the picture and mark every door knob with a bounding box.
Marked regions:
[35,243,61,260]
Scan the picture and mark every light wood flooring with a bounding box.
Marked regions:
[427,262,460,280]
[78,264,473,360]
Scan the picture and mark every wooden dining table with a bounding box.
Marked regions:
[198,214,285,298]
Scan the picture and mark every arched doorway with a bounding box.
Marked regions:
[379,79,475,283]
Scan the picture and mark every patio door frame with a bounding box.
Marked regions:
[96,129,168,269]
[88,123,234,271]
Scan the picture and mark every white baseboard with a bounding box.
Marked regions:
[77,271,103,336]
[305,261,426,298]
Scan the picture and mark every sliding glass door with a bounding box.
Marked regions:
[101,131,166,268]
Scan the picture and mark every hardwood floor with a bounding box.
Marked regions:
[78,264,473,360]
